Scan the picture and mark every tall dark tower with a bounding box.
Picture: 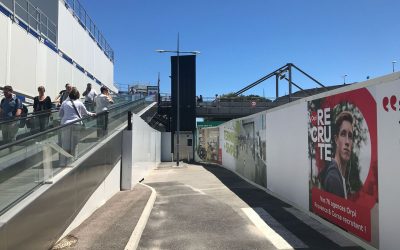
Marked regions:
[170,55,196,132]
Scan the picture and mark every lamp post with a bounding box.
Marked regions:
[156,34,200,166]
[392,60,397,73]
[343,74,348,85]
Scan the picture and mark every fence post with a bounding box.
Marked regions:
[127,111,132,130]
[12,0,15,21]
[26,1,29,31]
[104,111,109,135]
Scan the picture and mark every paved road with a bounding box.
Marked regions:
[139,163,363,250]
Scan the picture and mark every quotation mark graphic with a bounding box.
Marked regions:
[382,95,399,112]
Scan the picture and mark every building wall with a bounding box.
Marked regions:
[216,72,400,249]
[0,1,115,99]
[57,2,114,88]
[266,102,309,210]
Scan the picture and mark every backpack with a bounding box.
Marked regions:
[19,103,29,128]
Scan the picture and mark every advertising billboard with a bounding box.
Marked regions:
[308,87,378,246]
[222,112,267,187]
[197,126,221,164]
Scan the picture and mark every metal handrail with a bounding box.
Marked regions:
[11,0,58,45]
[0,109,58,126]
[63,0,114,61]
[0,98,146,151]
[0,96,129,126]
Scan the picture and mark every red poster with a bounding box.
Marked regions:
[308,88,378,246]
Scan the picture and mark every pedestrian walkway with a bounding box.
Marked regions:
[139,163,363,250]
[54,162,364,250]
[54,184,152,250]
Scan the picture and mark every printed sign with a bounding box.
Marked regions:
[308,88,378,246]
[222,113,267,187]
[197,127,221,164]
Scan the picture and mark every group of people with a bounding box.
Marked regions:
[55,82,110,113]
[0,83,114,144]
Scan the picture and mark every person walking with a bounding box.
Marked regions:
[59,87,94,165]
[55,83,72,107]
[82,83,97,112]
[0,85,22,144]
[33,86,52,132]
[95,86,114,137]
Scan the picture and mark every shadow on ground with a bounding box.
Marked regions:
[201,163,364,250]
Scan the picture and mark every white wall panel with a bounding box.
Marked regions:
[374,78,400,250]
[93,45,115,89]
[220,120,236,172]
[266,102,309,210]
[57,57,72,91]
[86,33,94,74]
[105,58,114,88]
[1,2,113,98]
[122,113,161,189]
[72,20,89,70]
[10,24,37,95]
[161,132,172,161]
[36,41,47,89]
[45,48,59,98]
[156,132,161,163]
[93,45,105,84]
[58,2,114,90]
[72,67,85,91]
[57,5,74,60]
[0,13,9,87]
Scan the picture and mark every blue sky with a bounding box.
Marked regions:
[80,0,399,98]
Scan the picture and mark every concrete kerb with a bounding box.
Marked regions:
[124,182,157,250]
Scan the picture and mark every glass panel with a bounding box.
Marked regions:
[0,132,56,215]
[0,98,149,215]
[0,111,60,147]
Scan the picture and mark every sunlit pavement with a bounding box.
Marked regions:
[138,163,363,250]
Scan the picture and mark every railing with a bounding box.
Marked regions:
[3,0,58,45]
[0,96,129,146]
[63,0,114,61]
[0,98,150,216]
[159,95,285,107]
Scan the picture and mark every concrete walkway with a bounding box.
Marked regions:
[56,184,152,250]
[139,163,364,250]
[54,162,365,250]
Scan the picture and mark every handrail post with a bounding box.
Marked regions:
[127,111,132,130]
[37,7,40,32]
[104,111,109,135]
[26,1,29,31]
[275,73,279,99]
[12,0,16,21]
[288,63,292,102]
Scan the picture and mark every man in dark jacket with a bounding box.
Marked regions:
[0,85,22,143]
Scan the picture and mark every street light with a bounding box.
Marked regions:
[343,74,348,85]
[156,34,200,166]
[392,60,397,73]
